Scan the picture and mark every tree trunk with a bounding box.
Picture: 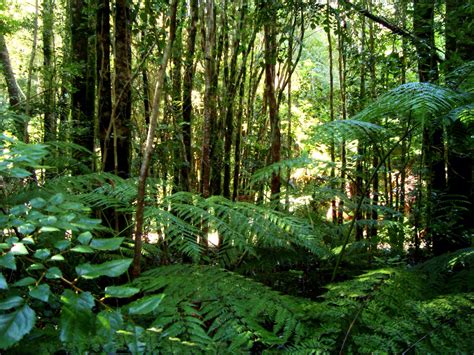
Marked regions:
[264,12,280,201]
[132,0,179,278]
[200,0,217,198]
[413,0,445,255]
[42,0,55,144]
[71,0,94,171]
[444,0,473,248]
[97,0,113,173]
[0,32,25,139]
[113,0,132,178]
[181,0,198,192]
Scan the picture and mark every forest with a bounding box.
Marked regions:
[0,0,473,352]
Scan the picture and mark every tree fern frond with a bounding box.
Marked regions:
[354,82,467,122]
[311,119,385,144]
[126,264,314,351]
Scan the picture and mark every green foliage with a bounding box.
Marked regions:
[1,134,473,354]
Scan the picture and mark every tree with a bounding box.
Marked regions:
[70,0,95,171]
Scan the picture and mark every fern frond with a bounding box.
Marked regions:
[354,82,467,122]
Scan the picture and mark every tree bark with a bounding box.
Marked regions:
[71,0,95,170]
[200,0,217,198]
[132,0,179,278]
[42,0,55,144]
[0,32,25,139]
[181,0,198,192]
[264,11,281,201]
[97,0,113,173]
[113,0,132,178]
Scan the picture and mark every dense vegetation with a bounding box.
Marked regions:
[0,0,473,352]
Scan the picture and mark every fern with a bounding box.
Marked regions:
[126,264,314,352]
[354,82,468,122]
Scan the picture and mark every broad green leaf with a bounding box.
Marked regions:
[38,216,58,226]
[54,240,71,251]
[29,284,50,302]
[105,286,140,298]
[10,205,27,216]
[76,259,132,279]
[21,237,35,245]
[0,253,16,270]
[96,310,124,352]
[0,273,7,290]
[77,232,93,245]
[29,197,46,209]
[49,255,65,261]
[46,267,62,279]
[13,277,36,287]
[127,294,164,315]
[71,245,94,253]
[60,290,94,344]
[90,237,124,251]
[34,249,50,260]
[39,226,60,232]
[0,296,23,310]
[9,167,30,178]
[0,305,35,349]
[49,193,65,205]
[27,263,45,271]
[17,224,35,235]
[10,243,28,256]
[122,325,146,354]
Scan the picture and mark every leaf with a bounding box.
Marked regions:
[29,198,46,209]
[34,249,50,260]
[0,253,16,270]
[105,286,140,298]
[54,240,71,251]
[38,216,58,226]
[76,259,132,279]
[49,193,65,205]
[96,310,124,351]
[90,237,124,251]
[0,273,7,290]
[13,277,36,287]
[60,290,95,344]
[0,305,35,349]
[29,284,51,302]
[70,245,94,253]
[10,243,28,256]
[77,231,93,245]
[0,296,24,310]
[49,255,65,261]
[127,294,164,315]
[46,267,62,279]
[17,224,35,235]
[27,263,45,271]
[10,205,27,216]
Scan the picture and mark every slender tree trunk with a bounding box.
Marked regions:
[414,0,445,255]
[171,4,184,192]
[97,0,113,173]
[71,0,94,170]
[0,32,25,139]
[181,0,198,192]
[223,0,246,199]
[132,0,179,278]
[337,9,347,225]
[326,1,337,224]
[200,0,217,198]
[264,12,281,201]
[445,0,473,246]
[113,0,132,178]
[43,0,55,144]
